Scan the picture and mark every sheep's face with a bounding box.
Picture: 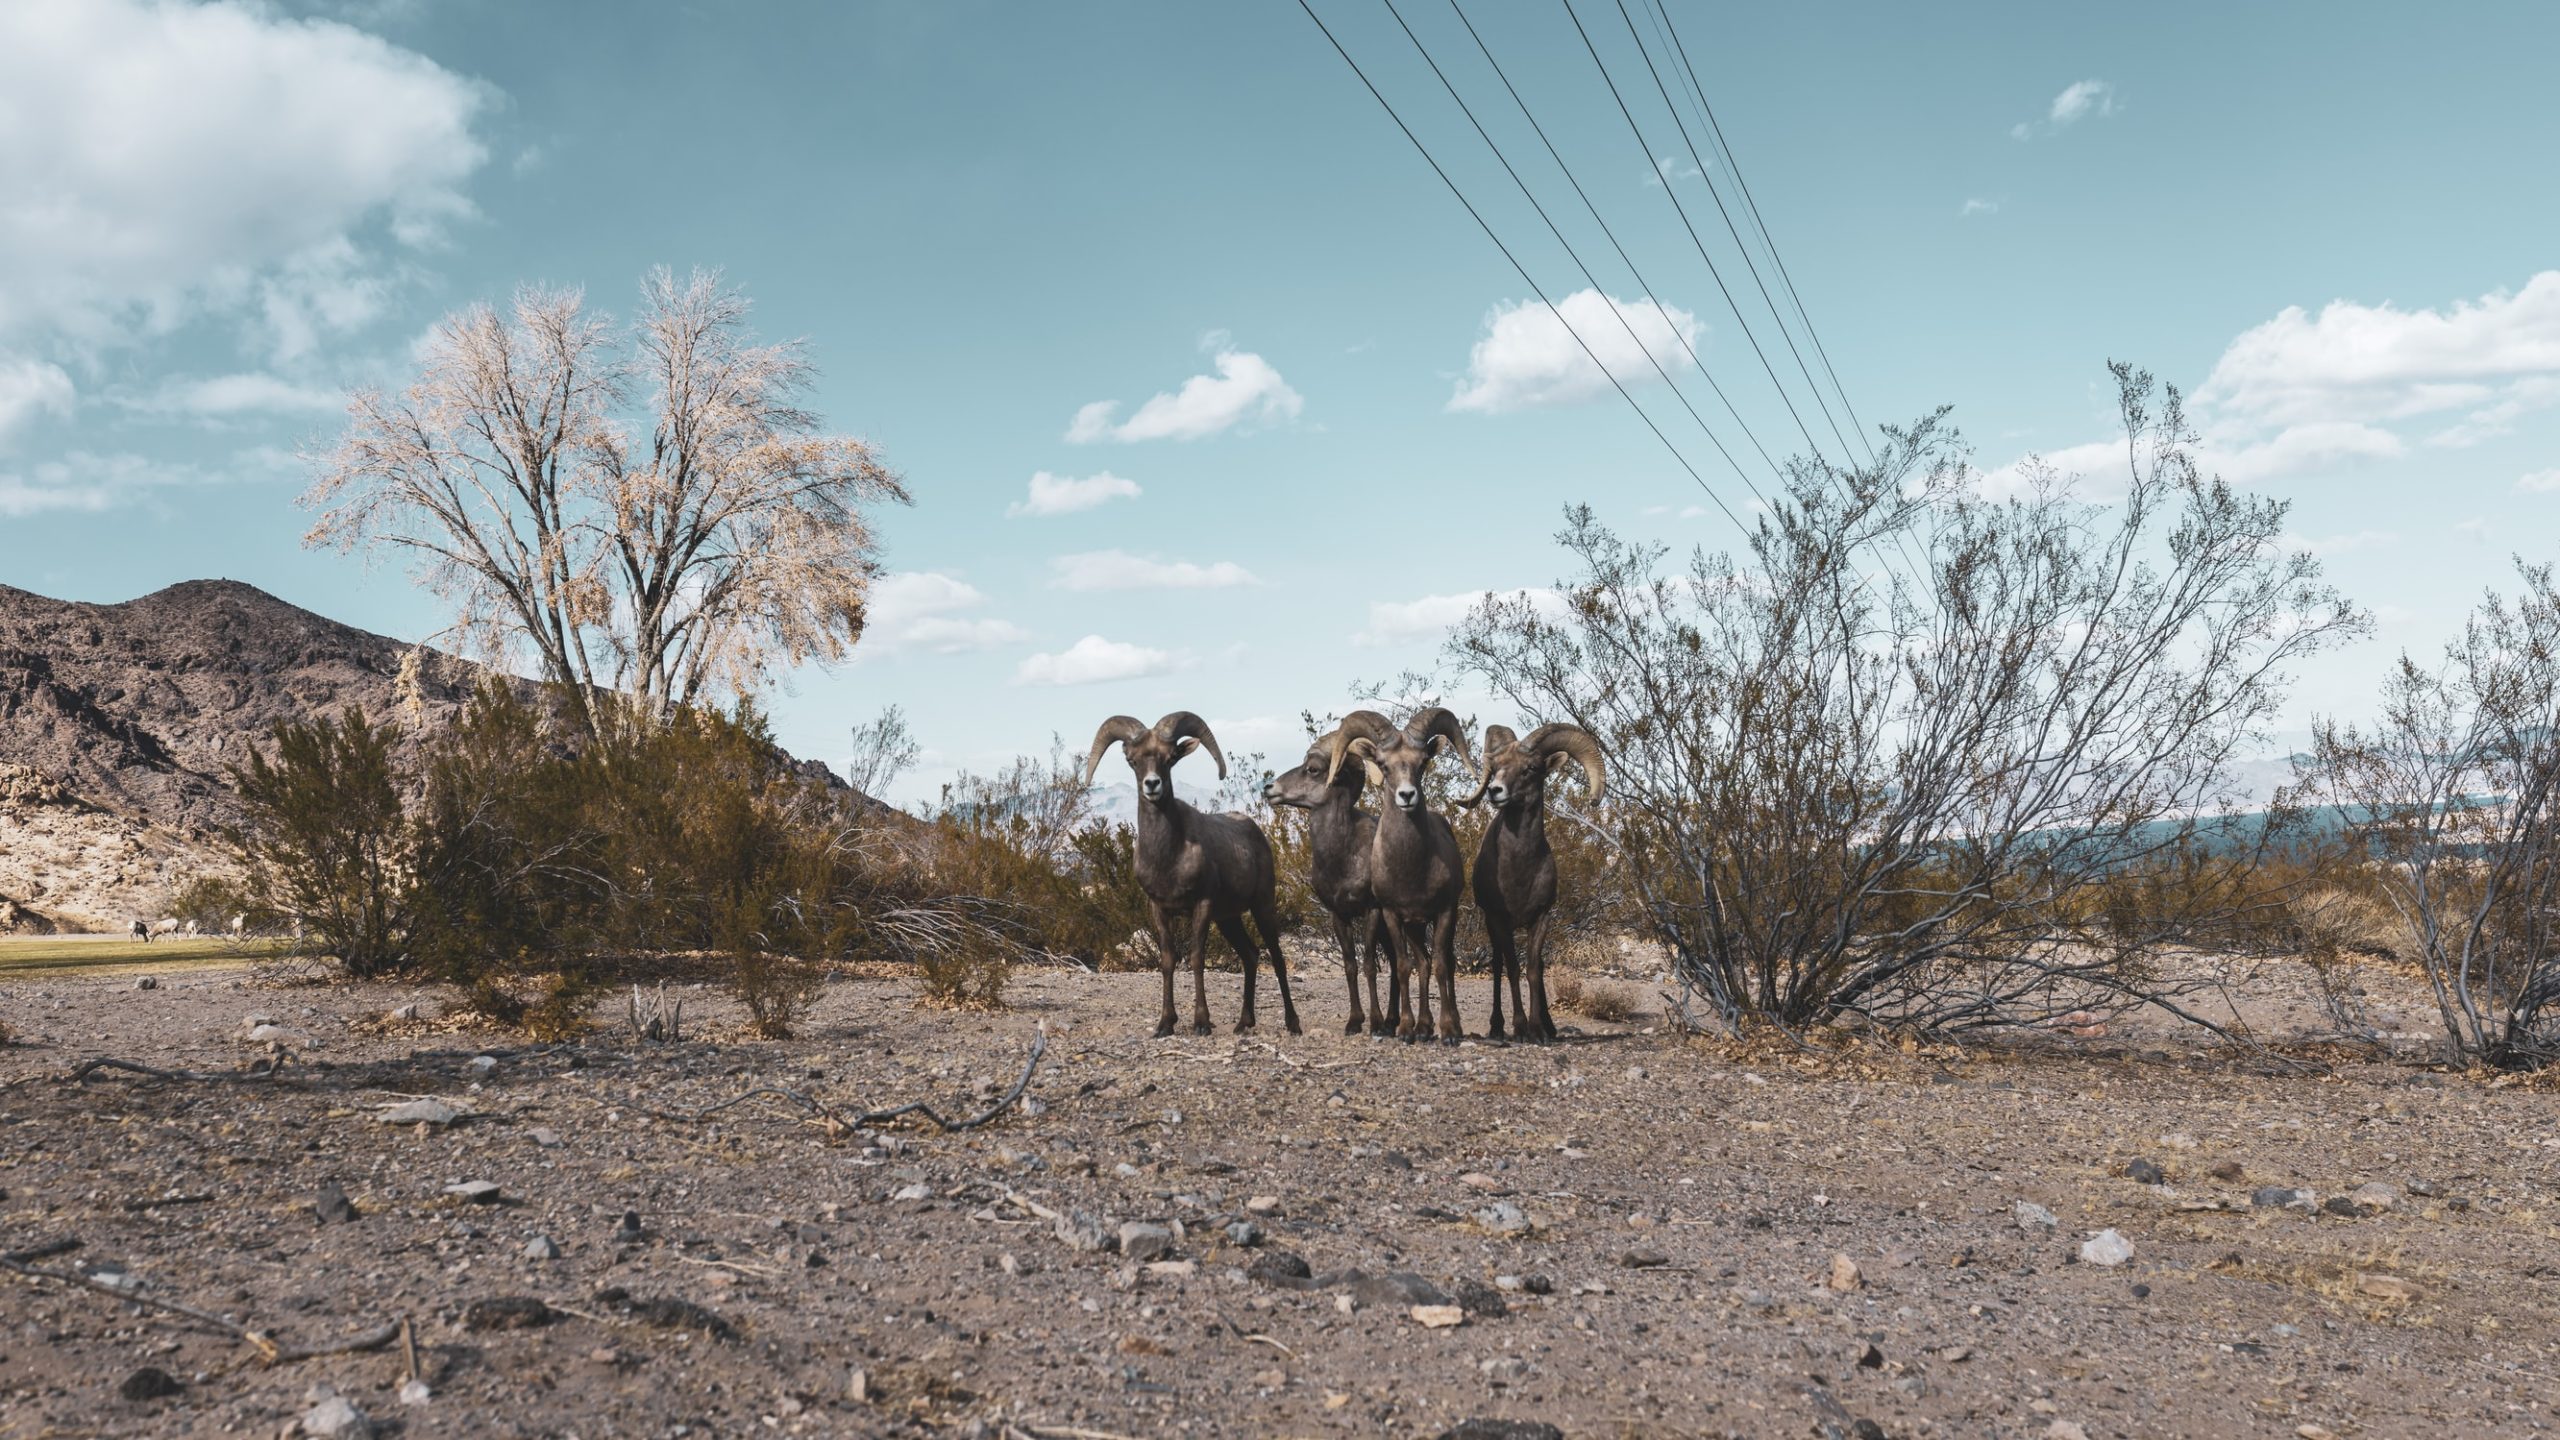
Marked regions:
[1116,732,1205,807]
[1263,742,1357,810]
[1475,742,1563,812]
[1354,734,1448,815]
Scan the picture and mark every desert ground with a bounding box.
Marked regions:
[2,942,2555,1440]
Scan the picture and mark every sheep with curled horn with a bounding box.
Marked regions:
[1085,711,1302,1038]
[1263,711,1402,1035]
[1461,723,1605,1042]
[1325,707,1475,1043]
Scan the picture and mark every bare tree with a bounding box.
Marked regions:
[305,268,908,734]
[2294,563,2560,1068]
[1446,364,2365,1036]
[845,705,921,802]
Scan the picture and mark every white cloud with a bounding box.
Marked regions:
[1643,154,1703,186]
[1450,289,1702,414]
[0,447,288,517]
[2012,79,2116,139]
[140,372,345,419]
[0,0,488,343]
[1050,549,1259,591]
[1960,197,2000,217]
[1066,343,1303,443]
[1013,635,1184,687]
[1007,469,1141,517]
[0,356,76,445]
[1354,588,1567,647]
[861,572,1029,656]
[2519,468,2560,493]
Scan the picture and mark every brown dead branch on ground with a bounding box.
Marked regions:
[1,1240,401,1366]
[653,1028,1048,1137]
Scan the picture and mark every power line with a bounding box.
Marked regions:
[1379,0,1765,503]
[1292,0,1751,535]
[1603,0,1855,468]
[1648,0,1877,464]
[1434,0,1787,486]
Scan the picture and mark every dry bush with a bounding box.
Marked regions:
[1571,978,1640,1025]
[916,947,1008,1010]
[1547,967,1585,1015]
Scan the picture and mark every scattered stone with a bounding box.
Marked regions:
[2046,1423,2089,1440]
[1225,1220,1264,1248]
[1618,1250,1670,1269]
[2346,1181,2402,1214]
[1439,1420,1563,1440]
[1472,1201,1533,1236]
[891,1182,932,1203]
[1117,1221,1176,1262]
[119,1367,182,1402]
[613,1209,646,1244]
[2356,1273,2422,1302]
[386,1003,420,1022]
[442,1181,503,1205]
[848,1368,871,1403]
[595,1288,738,1340]
[2209,1160,2246,1182]
[1853,1421,1888,1440]
[313,1181,358,1225]
[300,1393,372,1439]
[2123,1158,2166,1185]
[1381,1150,1414,1170]
[1828,1253,1863,1291]
[1494,1274,1527,1292]
[1244,1195,1283,1216]
[1410,1304,1466,1328]
[2320,1196,2361,1218]
[2079,1230,2134,1268]
[243,1024,297,1045]
[398,1379,432,1406]
[468,1054,498,1076]
[524,1234,562,1261]
[1246,1252,1314,1289]
[2297,1425,2339,1440]
[1052,1211,1111,1253]
[1458,1172,1509,1194]
[528,1127,563,1148]
[2014,1201,2059,1232]
[461,1296,557,1331]
[1356,1272,1451,1309]
[2252,1186,2316,1212]
[376,1098,463,1127]
[1479,1355,1530,1385]
[1857,1343,1885,1369]
[133,976,158,991]
[1145,1259,1198,1279]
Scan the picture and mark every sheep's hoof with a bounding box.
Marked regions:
[1153,1016,1176,1038]
[1486,1019,1507,1040]
[1189,1016,1214,1036]
[1282,1014,1303,1036]
[1343,1016,1365,1036]
[1233,1018,1256,1034]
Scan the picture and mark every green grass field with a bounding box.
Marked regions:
[0,935,286,976]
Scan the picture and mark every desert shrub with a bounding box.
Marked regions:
[222,707,420,978]
[1571,977,1639,1025]
[1546,967,1585,1014]
[1445,367,2365,1036]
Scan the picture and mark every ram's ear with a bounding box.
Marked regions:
[1173,737,1200,761]
[1361,757,1386,788]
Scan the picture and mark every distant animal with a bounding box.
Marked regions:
[229,913,248,938]
[1085,711,1301,1038]
[1326,707,1474,1042]
[150,918,182,938]
[1262,712,1400,1035]
[1462,723,1605,1042]
[129,919,151,944]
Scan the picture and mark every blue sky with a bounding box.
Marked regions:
[4,0,2556,805]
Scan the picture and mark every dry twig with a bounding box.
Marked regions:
[0,1250,398,1365]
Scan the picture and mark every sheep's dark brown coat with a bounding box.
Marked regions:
[1326,708,1474,1043]
[1263,713,1399,1035]
[1462,723,1605,1042]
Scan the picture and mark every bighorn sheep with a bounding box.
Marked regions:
[1461,723,1605,1042]
[1085,711,1302,1038]
[1262,712,1400,1035]
[150,918,182,938]
[129,919,151,944]
[1326,708,1474,1042]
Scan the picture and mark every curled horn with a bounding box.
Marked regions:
[1152,711,1228,780]
[1524,722,1606,803]
[1458,724,1519,808]
[1320,709,1398,785]
[1083,715,1149,786]
[1403,706,1476,773]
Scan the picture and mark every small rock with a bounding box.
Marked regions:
[1356,1272,1451,1308]
[1410,1304,1466,1328]
[468,1055,497,1076]
[2356,1273,2422,1302]
[527,1127,563,1148]
[2123,1158,2165,1185]
[1145,1259,1198,1278]
[1113,1163,1142,1179]
[461,1296,557,1331]
[2079,1229,2134,1267]
[376,1098,463,1126]
[1117,1221,1176,1263]
[2209,1160,2245,1182]
[2346,1181,2401,1214]
[300,1394,372,1438]
[1225,1220,1264,1248]
[385,1003,419,1022]
[442,1180,503,1205]
[1244,1195,1283,1216]
[524,1234,561,1261]
[2320,1196,2362,1218]
[2297,1426,2338,1440]
[1247,1251,1315,1289]
[1857,1343,1885,1369]
[1618,1250,1669,1269]
[1479,1355,1530,1385]
[1472,1201,1533,1236]
[848,1367,870,1403]
[2014,1201,2059,1231]
[1828,1253,1863,1291]
[133,976,159,991]
[119,1367,183,1401]
[398,1379,432,1406]
[2252,1186,2316,1212]
[1454,1278,1508,1317]
[1053,1211,1111,1252]
[1494,1273,1527,1291]
[313,1182,358,1225]
[1438,1421,1563,1440]
[1854,1421,1888,1440]
[2046,1423,2089,1440]
[612,1209,646,1243]
[1458,1172,1509,1194]
[243,1024,297,1045]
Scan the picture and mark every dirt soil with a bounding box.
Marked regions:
[2,956,2555,1440]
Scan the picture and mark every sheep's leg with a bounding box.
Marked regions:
[1253,897,1302,1035]
[1150,904,1182,1038]
[1392,918,1423,1040]
[1332,913,1365,1035]
[1402,917,1436,1042]
[1523,910,1559,1041]
[1431,910,1463,1044]
[1186,899,1216,1036]
[1219,913,1261,1033]
[1484,912,1516,1040]
[1365,914,1396,1036]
